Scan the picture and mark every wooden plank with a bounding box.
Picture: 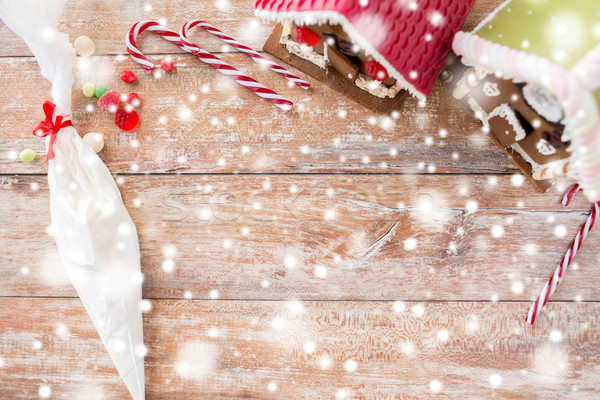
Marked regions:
[1,298,599,399]
[0,54,514,175]
[2,174,598,301]
[0,0,504,57]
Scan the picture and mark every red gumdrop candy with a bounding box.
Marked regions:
[120,70,136,83]
[160,57,174,72]
[365,61,389,82]
[97,90,120,113]
[127,93,141,107]
[114,109,139,131]
[292,26,319,47]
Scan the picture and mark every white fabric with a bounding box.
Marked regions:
[0,1,144,399]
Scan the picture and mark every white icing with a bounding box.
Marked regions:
[522,83,564,123]
[536,138,557,155]
[256,9,427,100]
[280,35,327,69]
[488,103,526,141]
[355,74,402,98]
[483,82,500,97]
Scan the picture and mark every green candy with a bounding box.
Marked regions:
[95,86,108,98]
[19,148,36,162]
[82,82,95,97]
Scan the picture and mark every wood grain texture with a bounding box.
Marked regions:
[2,174,598,302]
[1,298,599,400]
[0,0,503,57]
[0,55,515,175]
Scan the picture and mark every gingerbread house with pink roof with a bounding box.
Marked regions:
[255,0,476,112]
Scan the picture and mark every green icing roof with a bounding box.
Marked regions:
[477,0,600,105]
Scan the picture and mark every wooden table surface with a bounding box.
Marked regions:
[1,1,600,399]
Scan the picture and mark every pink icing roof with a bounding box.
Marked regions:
[254,0,476,99]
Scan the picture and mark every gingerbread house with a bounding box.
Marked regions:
[446,0,600,200]
[255,0,476,112]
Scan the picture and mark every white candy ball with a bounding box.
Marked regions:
[83,132,104,153]
[74,36,95,57]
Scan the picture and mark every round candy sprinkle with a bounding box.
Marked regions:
[82,132,104,153]
[115,109,139,131]
[160,56,174,72]
[94,86,108,98]
[120,70,136,83]
[127,93,141,107]
[74,36,95,57]
[19,148,36,162]
[82,82,95,97]
[97,90,121,113]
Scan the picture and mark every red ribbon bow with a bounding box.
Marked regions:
[33,101,73,163]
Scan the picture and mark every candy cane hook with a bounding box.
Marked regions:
[526,184,600,324]
[126,21,293,111]
[180,20,310,90]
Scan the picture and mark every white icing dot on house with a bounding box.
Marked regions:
[424,33,433,42]
[389,147,398,156]
[268,382,278,392]
[439,128,448,138]
[314,266,327,278]
[143,3,152,12]
[209,290,219,299]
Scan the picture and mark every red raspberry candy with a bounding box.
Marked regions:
[365,61,389,82]
[160,57,174,72]
[115,109,139,131]
[127,93,141,107]
[120,70,136,83]
[97,90,120,113]
[292,27,319,47]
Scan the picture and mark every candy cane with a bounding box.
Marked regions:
[180,20,309,90]
[126,21,293,111]
[526,184,600,324]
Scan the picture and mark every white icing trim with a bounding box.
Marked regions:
[488,103,526,141]
[255,9,427,100]
[522,83,563,123]
[453,31,600,201]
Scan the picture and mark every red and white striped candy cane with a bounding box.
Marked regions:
[126,21,183,71]
[180,20,310,90]
[126,21,293,111]
[526,184,600,324]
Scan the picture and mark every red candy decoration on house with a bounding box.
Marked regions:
[255,0,476,111]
